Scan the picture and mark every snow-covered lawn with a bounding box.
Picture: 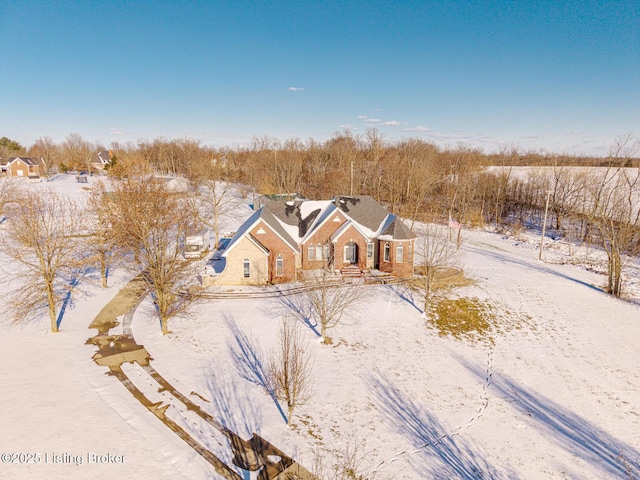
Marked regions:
[1,174,639,479]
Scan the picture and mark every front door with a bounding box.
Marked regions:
[344,242,358,264]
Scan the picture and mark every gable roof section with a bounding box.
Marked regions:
[329,219,371,243]
[379,216,416,240]
[96,151,111,164]
[8,157,38,166]
[221,206,300,260]
[246,233,270,255]
[221,209,262,257]
[300,203,345,243]
[333,195,389,232]
[258,208,299,252]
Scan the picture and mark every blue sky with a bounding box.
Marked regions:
[1,0,638,155]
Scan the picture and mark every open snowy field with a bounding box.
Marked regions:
[1,174,639,479]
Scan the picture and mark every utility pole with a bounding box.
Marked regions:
[538,190,551,260]
[350,160,354,196]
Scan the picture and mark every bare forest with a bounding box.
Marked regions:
[4,131,640,299]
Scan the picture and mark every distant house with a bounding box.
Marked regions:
[88,150,112,173]
[6,157,44,179]
[205,195,415,286]
[252,193,306,211]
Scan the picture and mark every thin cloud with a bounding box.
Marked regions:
[338,124,357,130]
[357,115,367,119]
[288,86,304,92]
[108,128,124,135]
[402,126,431,132]
[381,120,401,126]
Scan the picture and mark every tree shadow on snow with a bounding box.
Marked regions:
[461,358,640,478]
[464,245,603,294]
[367,372,516,479]
[225,317,288,424]
[270,292,321,337]
[202,363,263,440]
[383,283,424,313]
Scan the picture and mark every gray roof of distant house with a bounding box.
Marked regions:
[96,151,111,163]
[8,157,38,166]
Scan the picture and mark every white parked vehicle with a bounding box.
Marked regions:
[184,229,211,259]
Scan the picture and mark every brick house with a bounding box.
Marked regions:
[6,157,44,178]
[205,195,415,286]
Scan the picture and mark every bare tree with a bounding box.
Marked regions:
[83,181,119,288]
[584,159,640,296]
[303,268,365,344]
[0,190,82,332]
[0,176,20,214]
[267,316,313,425]
[108,176,199,334]
[62,133,94,171]
[271,138,305,195]
[412,223,458,314]
[187,160,236,248]
[29,136,59,178]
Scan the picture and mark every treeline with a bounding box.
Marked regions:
[4,131,638,228]
[3,130,640,297]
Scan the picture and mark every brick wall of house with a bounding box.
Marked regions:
[249,220,297,283]
[302,210,347,270]
[333,224,369,271]
[377,239,415,276]
[9,160,28,177]
[8,159,43,177]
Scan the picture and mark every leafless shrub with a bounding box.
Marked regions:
[267,316,313,425]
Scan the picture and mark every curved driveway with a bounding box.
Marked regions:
[86,275,315,480]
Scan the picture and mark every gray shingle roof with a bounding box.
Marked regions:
[9,157,38,166]
[332,195,389,232]
[263,200,322,238]
[258,207,299,251]
[380,217,416,239]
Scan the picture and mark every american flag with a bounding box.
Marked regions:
[448,216,461,229]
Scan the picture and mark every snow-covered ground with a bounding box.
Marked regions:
[1,174,639,479]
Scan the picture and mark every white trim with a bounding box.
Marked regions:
[367,242,374,259]
[330,219,370,243]
[300,204,345,243]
